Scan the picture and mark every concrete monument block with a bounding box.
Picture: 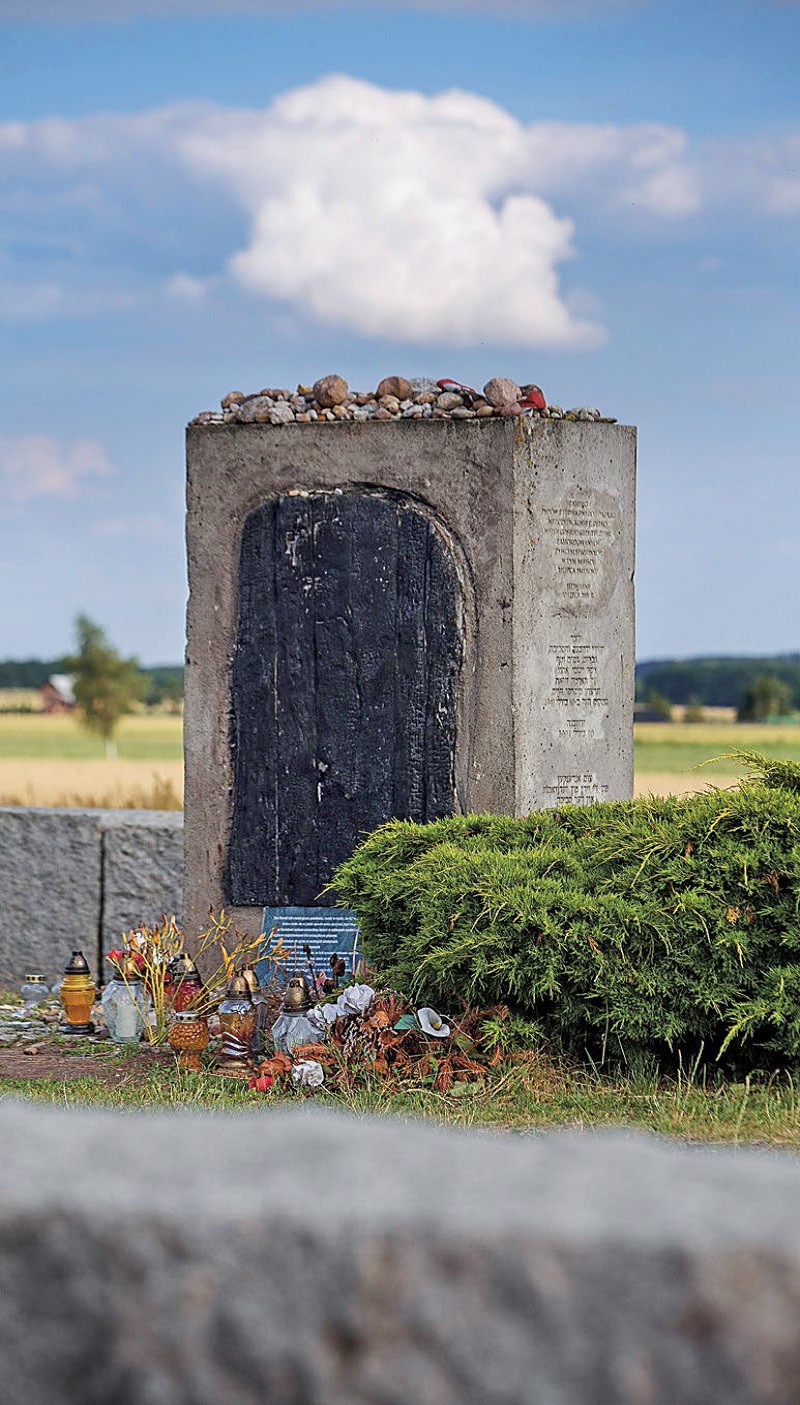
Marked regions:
[100,810,184,957]
[1,1104,799,1405]
[185,419,635,939]
[0,806,103,982]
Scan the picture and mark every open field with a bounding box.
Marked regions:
[0,714,183,808]
[1,714,799,808]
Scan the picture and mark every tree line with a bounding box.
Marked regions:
[636,656,800,713]
[0,649,183,706]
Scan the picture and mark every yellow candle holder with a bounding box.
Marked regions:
[59,950,96,1034]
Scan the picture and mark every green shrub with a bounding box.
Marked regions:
[332,754,800,1071]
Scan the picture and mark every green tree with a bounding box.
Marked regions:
[65,615,146,756]
[683,696,706,724]
[738,674,794,723]
[644,688,673,721]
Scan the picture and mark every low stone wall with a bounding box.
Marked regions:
[0,807,182,982]
[1,1105,799,1404]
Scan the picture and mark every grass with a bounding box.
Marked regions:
[0,713,183,807]
[0,712,182,761]
[633,722,800,775]
[2,1044,800,1148]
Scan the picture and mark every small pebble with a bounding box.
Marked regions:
[313,374,348,408]
[483,377,521,408]
[376,375,412,401]
[193,376,613,429]
[238,396,274,424]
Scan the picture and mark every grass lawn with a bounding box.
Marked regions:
[2,1037,799,1149]
[0,713,183,807]
[0,712,182,761]
[633,722,800,776]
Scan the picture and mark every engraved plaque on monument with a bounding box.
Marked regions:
[511,428,636,811]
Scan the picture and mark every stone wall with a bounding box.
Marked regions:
[0,807,183,982]
[1,1104,799,1404]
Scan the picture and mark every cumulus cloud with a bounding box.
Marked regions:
[175,79,608,346]
[0,76,796,346]
[0,435,114,502]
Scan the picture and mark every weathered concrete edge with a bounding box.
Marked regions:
[1,1107,800,1405]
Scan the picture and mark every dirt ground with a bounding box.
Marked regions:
[0,1044,173,1085]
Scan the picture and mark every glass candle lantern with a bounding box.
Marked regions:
[59,950,96,1034]
[20,974,50,1007]
[169,953,203,1012]
[103,956,150,1044]
[167,1010,209,1072]
[241,965,268,1058]
[271,975,318,1054]
[216,975,256,1077]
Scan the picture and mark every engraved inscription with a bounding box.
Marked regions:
[536,489,621,614]
[543,773,610,806]
[545,635,609,740]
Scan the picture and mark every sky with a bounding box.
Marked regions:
[0,0,797,665]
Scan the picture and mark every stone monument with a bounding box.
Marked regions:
[184,397,635,941]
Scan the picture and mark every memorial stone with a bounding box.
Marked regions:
[184,413,635,941]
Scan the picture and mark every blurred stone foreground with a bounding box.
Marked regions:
[1,1105,799,1405]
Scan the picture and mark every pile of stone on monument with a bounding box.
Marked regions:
[190,374,617,427]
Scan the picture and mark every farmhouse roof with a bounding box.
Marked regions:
[46,674,76,705]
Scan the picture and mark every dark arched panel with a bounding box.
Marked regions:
[227,491,462,905]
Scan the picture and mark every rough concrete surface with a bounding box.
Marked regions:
[0,806,103,979]
[1,1105,799,1405]
[184,418,636,939]
[100,810,183,956]
[0,808,183,981]
[512,420,636,811]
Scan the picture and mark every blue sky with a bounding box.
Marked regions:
[0,0,797,665]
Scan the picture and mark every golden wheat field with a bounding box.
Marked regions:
[0,713,183,809]
[0,709,798,808]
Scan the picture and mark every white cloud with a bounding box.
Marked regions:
[0,76,797,346]
[0,435,114,502]
[164,271,209,302]
[178,78,603,347]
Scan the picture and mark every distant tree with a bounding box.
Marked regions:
[644,689,673,721]
[64,615,146,757]
[142,666,184,711]
[738,674,794,723]
[683,696,706,724]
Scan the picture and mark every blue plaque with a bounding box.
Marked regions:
[256,906,360,991]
